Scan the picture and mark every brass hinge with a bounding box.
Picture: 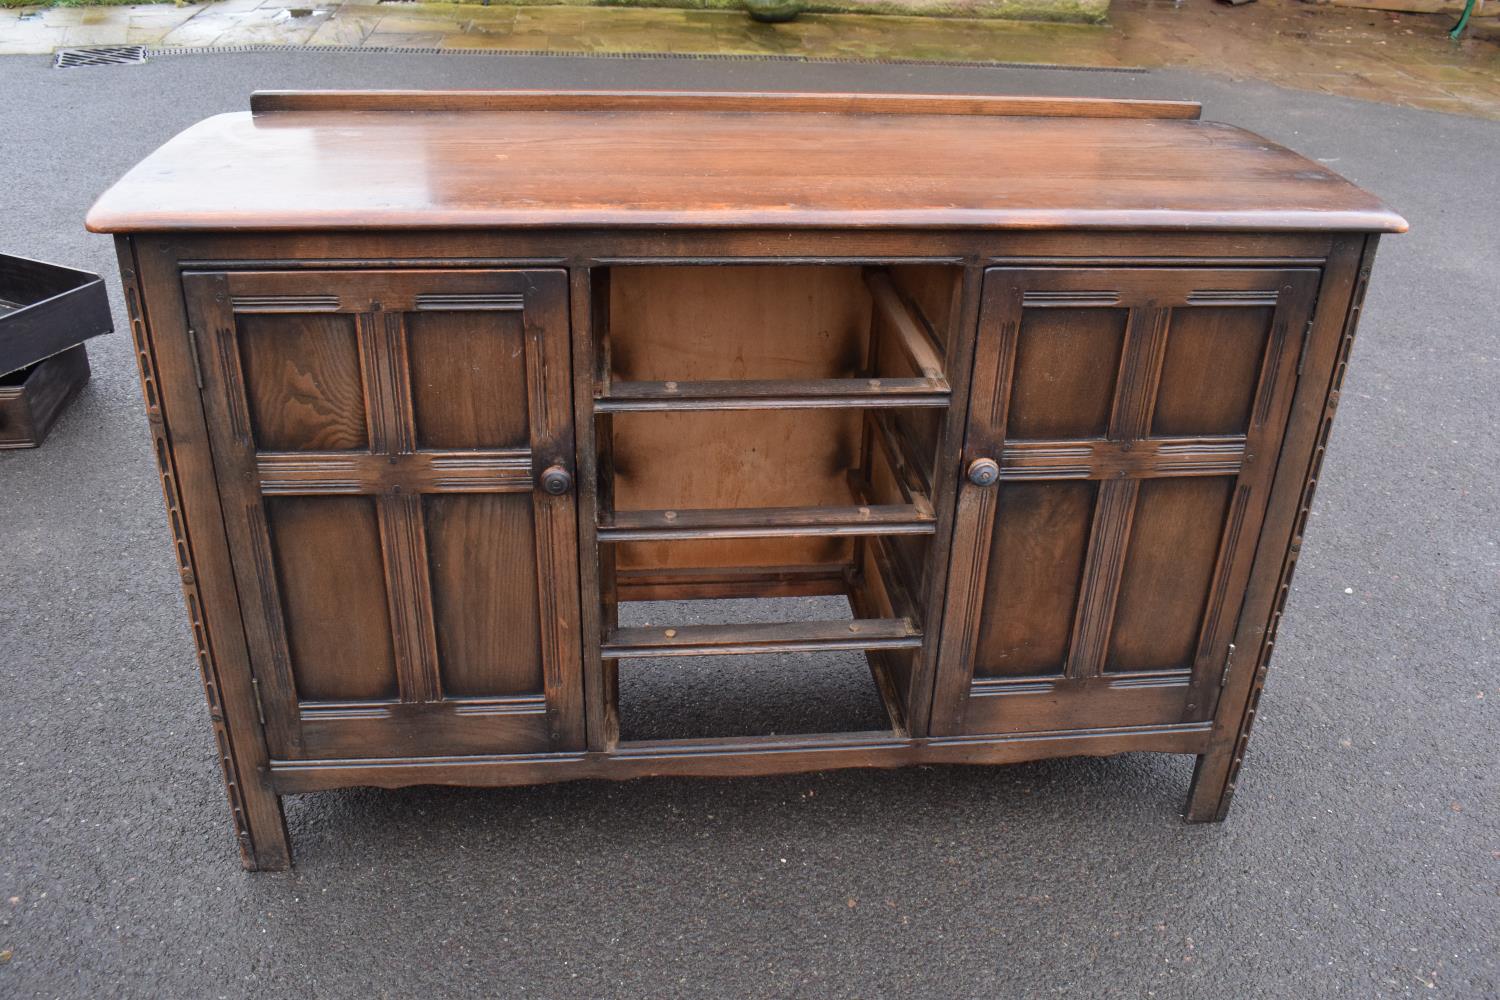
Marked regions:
[249,677,267,722]
[187,327,205,389]
[1296,318,1315,376]
[1220,642,1237,688]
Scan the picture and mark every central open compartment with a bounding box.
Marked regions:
[587,262,963,746]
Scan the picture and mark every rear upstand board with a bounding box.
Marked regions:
[87,90,1405,870]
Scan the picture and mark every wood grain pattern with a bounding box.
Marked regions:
[518,268,586,749]
[255,451,532,494]
[378,492,442,703]
[865,270,947,381]
[932,265,1323,745]
[610,409,859,574]
[1152,306,1274,437]
[965,675,1190,734]
[236,313,367,451]
[1064,479,1139,679]
[607,265,870,385]
[1006,308,1126,439]
[999,437,1244,480]
[187,267,584,765]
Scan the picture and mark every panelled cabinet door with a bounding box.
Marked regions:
[184,269,583,759]
[932,267,1319,737]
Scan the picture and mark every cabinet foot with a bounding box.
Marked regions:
[1183,751,1235,823]
[235,779,293,872]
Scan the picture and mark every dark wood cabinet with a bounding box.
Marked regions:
[87,89,1404,869]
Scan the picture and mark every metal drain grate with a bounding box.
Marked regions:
[55,46,149,69]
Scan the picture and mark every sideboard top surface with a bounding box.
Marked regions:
[86,89,1406,235]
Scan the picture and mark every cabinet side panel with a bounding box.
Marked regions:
[1187,234,1378,821]
[121,235,290,870]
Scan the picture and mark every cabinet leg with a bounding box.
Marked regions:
[232,770,293,872]
[1184,749,1235,823]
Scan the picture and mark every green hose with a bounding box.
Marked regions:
[1449,0,1476,40]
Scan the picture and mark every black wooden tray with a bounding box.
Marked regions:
[0,253,112,378]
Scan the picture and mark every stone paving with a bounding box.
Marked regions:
[2,0,1498,118]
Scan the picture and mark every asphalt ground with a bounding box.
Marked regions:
[0,49,1495,999]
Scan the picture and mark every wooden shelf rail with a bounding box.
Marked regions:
[602,618,923,658]
[598,503,936,542]
[864,270,947,383]
[595,378,949,412]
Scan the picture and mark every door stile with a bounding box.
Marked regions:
[927,278,1021,736]
[568,266,612,752]
[521,271,586,748]
[184,271,306,757]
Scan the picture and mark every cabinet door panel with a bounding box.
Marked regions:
[973,480,1096,679]
[1106,476,1236,674]
[1007,308,1126,439]
[186,269,581,759]
[1151,305,1276,437]
[425,492,544,697]
[407,310,532,449]
[933,266,1318,737]
[236,312,368,451]
[265,495,399,701]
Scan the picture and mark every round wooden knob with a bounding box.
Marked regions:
[540,465,573,496]
[967,458,1000,488]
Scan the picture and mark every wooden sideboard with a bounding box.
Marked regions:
[87,89,1405,870]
